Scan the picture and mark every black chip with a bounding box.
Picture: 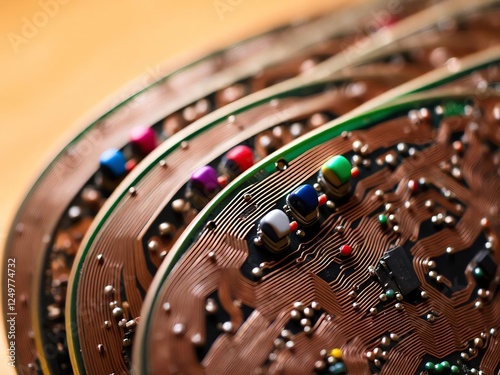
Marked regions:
[375,246,421,295]
[472,249,498,280]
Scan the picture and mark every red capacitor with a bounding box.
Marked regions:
[226,145,254,172]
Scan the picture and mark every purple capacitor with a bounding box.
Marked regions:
[190,166,219,195]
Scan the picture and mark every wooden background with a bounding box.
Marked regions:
[0,0,352,373]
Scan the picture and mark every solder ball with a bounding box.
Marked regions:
[112,307,123,317]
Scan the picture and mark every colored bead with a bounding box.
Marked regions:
[125,159,137,173]
[440,361,450,370]
[434,363,444,373]
[473,267,485,279]
[452,141,463,153]
[321,155,351,186]
[378,214,388,225]
[190,166,219,194]
[130,126,157,155]
[318,194,327,206]
[425,362,435,371]
[328,362,346,375]
[289,221,298,232]
[351,167,359,178]
[450,365,460,374]
[340,245,352,257]
[407,179,418,193]
[443,101,465,117]
[217,175,228,187]
[480,217,490,228]
[385,289,395,299]
[99,149,127,178]
[329,348,343,360]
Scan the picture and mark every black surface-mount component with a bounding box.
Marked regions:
[375,246,421,296]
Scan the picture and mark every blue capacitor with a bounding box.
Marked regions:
[99,149,127,178]
[328,362,346,375]
[287,184,318,217]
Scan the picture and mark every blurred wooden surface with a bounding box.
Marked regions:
[0,0,351,373]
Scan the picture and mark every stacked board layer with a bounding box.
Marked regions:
[2,0,500,374]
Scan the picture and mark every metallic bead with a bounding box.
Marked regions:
[205,299,218,314]
[352,140,363,153]
[290,309,301,320]
[191,333,202,345]
[173,323,185,336]
[303,307,314,317]
[104,285,114,295]
[252,267,263,278]
[222,321,233,333]
[300,318,311,327]
[281,329,292,340]
[293,302,305,311]
[158,222,174,236]
[112,307,123,317]
[148,240,159,252]
[311,301,321,310]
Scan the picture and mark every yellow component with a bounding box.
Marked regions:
[321,164,342,186]
[330,347,343,360]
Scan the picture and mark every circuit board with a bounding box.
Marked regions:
[135,90,500,375]
[2,3,386,373]
[66,42,500,375]
[63,3,500,372]
[2,0,499,374]
[37,7,425,374]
